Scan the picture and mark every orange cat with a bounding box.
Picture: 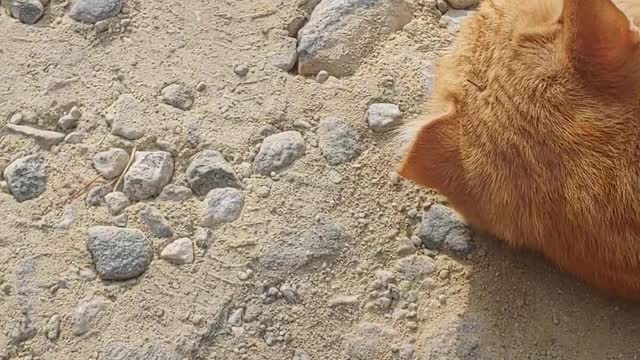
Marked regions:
[398,0,640,301]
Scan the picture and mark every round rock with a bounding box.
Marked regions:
[104,191,129,215]
[123,151,174,201]
[367,103,402,132]
[93,148,129,179]
[3,154,48,202]
[201,188,244,227]
[254,131,305,175]
[87,226,153,280]
[2,0,44,24]
[318,117,360,165]
[186,150,241,196]
[69,0,123,24]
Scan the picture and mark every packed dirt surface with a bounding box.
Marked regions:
[1,0,640,359]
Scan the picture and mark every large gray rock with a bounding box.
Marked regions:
[87,226,153,280]
[123,151,174,201]
[3,154,48,202]
[318,117,360,165]
[417,204,473,257]
[201,188,244,227]
[259,220,348,282]
[93,148,129,179]
[69,0,122,24]
[1,0,44,24]
[107,94,147,140]
[254,131,305,175]
[186,150,241,196]
[297,0,413,77]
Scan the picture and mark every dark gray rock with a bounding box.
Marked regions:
[69,0,122,24]
[417,204,473,257]
[123,151,174,201]
[201,188,244,227]
[87,226,153,280]
[318,117,360,165]
[254,131,305,175]
[1,0,44,24]
[141,206,174,238]
[297,0,413,76]
[186,150,241,196]
[3,154,48,202]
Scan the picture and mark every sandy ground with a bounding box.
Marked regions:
[1,0,640,359]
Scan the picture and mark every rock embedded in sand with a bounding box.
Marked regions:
[318,117,360,165]
[87,226,153,280]
[73,296,110,336]
[141,206,174,238]
[104,191,129,216]
[161,84,194,110]
[93,148,129,179]
[69,0,123,24]
[201,188,244,227]
[3,154,48,202]
[417,204,473,257]
[107,94,147,140]
[1,0,44,24]
[3,124,65,149]
[160,238,194,264]
[367,103,402,132]
[271,37,298,72]
[254,131,305,175]
[186,150,242,196]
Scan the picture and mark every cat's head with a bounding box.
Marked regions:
[397,0,640,227]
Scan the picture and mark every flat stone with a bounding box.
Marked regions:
[93,148,129,179]
[297,0,413,77]
[141,206,174,238]
[69,0,123,24]
[186,150,241,196]
[367,103,402,132]
[318,117,360,165]
[160,238,194,264]
[108,94,147,140]
[201,188,244,227]
[3,154,48,202]
[123,151,174,201]
[254,131,305,175]
[3,124,65,149]
[394,255,436,280]
[87,226,153,280]
[161,84,194,110]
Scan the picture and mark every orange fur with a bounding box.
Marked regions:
[398,0,640,300]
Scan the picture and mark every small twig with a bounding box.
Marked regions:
[96,132,109,147]
[113,145,136,192]
[64,175,102,204]
[207,272,242,285]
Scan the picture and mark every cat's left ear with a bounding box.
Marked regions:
[397,108,464,192]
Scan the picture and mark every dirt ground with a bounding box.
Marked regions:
[2,0,640,359]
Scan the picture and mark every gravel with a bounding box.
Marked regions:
[186,150,242,196]
[318,117,360,165]
[69,0,123,24]
[93,148,129,179]
[73,296,110,336]
[3,154,48,202]
[87,226,154,280]
[201,188,244,227]
[367,103,402,132]
[123,151,174,201]
[104,192,130,215]
[254,131,305,175]
[417,204,473,257]
[141,206,174,238]
[160,238,194,264]
[161,84,194,110]
[1,0,44,24]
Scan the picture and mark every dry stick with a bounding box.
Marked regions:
[96,132,109,147]
[64,174,102,204]
[113,145,137,192]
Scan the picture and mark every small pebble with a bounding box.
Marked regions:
[160,238,194,265]
[94,20,109,33]
[316,70,329,83]
[234,64,249,77]
[256,186,270,198]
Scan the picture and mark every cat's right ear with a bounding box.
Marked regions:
[397,108,464,193]
[562,0,640,87]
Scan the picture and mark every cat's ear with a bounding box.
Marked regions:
[562,0,640,85]
[397,109,464,192]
